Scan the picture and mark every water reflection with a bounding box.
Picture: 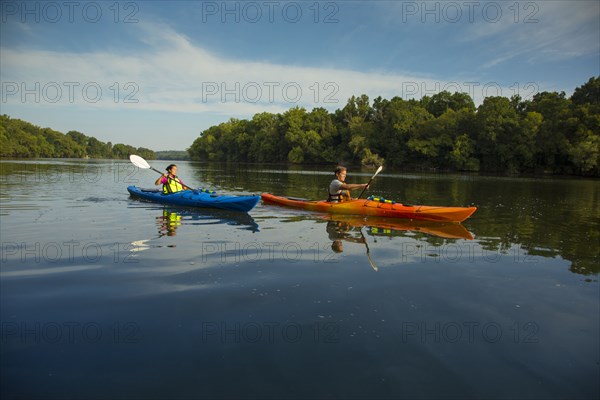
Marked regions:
[321,214,474,241]
[326,220,366,253]
[152,206,260,234]
[325,219,378,271]
[128,206,259,253]
[157,209,182,237]
[320,215,475,271]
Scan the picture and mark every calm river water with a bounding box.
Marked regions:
[1,159,598,399]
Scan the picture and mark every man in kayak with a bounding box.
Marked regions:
[327,166,370,202]
[155,164,190,194]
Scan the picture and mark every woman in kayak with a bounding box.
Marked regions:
[328,166,370,202]
[155,164,190,194]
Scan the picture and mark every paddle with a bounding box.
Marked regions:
[129,154,163,175]
[357,165,383,199]
[129,154,191,190]
[359,228,378,272]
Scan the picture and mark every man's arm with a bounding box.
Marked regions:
[340,183,369,191]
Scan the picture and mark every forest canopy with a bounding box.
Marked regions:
[2,77,598,176]
[0,115,155,160]
[188,76,600,176]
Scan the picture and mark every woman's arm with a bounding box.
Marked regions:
[155,174,166,186]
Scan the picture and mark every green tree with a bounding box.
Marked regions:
[450,134,479,171]
[305,107,337,162]
[42,129,85,158]
[281,107,307,162]
[248,112,282,162]
[475,96,523,172]
[408,109,463,167]
[189,125,222,161]
[112,143,137,159]
[0,115,153,160]
[567,104,600,174]
[526,91,573,172]
[66,131,89,149]
[571,76,600,106]
[181,76,598,176]
[382,98,433,166]
[422,91,476,117]
[136,147,156,160]
[87,136,111,158]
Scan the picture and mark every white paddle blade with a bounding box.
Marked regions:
[129,154,151,169]
[372,165,383,179]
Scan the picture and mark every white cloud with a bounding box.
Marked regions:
[5,11,586,150]
[464,0,599,67]
[1,19,545,120]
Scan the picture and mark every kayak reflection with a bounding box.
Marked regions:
[322,215,474,271]
[155,206,259,237]
[321,214,474,241]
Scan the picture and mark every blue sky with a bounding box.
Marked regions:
[1,0,599,151]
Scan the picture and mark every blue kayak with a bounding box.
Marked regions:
[127,186,260,212]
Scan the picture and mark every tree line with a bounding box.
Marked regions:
[0,115,155,160]
[156,150,190,160]
[188,76,599,176]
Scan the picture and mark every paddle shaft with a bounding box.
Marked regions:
[357,166,383,199]
[155,170,191,190]
[131,155,191,189]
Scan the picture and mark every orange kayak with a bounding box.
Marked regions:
[261,193,477,222]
